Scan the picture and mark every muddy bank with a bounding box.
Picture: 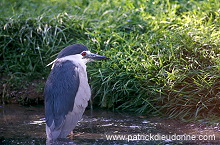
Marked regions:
[0,78,45,105]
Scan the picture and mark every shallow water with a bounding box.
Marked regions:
[0,104,219,145]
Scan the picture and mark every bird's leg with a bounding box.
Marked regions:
[67,131,74,139]
[70,131,74,135]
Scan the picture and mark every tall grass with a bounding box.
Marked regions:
[0,0,219,119]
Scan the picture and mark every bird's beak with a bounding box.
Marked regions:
[85,53,109,61]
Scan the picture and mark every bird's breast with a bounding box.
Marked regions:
[72,64,91,113]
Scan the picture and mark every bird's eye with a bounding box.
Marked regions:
[81,52,87,56]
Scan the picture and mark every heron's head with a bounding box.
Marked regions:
[57,43,109,63]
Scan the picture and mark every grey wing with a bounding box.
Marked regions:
[44,60,80,139]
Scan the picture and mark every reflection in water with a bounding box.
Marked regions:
[29,118,45,125]
[0,104,220,144]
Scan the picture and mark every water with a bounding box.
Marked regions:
[0,104,219,145]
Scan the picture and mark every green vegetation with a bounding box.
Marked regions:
[0,0,219,120]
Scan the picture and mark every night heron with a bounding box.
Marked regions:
[44,43,108,141]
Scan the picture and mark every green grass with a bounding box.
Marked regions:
[0,0,220,120]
